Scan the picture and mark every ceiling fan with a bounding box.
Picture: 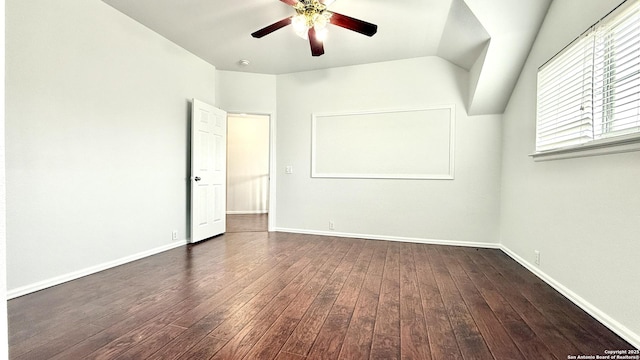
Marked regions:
[251,0,378,56]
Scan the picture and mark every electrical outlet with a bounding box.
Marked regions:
[285,165,293,174]
[534,250,540,265]
[172,230,178,240]
[329,220,335,230]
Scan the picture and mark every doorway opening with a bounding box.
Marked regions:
[226,113,270,233]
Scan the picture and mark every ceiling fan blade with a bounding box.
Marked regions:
[280,0,299,6]
[308,27,324,56]
[251,17,293,38]
[329,12,377,37]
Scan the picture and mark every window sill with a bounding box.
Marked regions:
[530,134,640,161]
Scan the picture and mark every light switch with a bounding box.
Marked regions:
[285,165,293,174]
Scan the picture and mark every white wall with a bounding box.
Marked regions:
[1,0,9,352]
[500,0,640,346]
[5,0,216,293]
[227,114,270,214]
[215,71,277,114]
[276,57,503,245]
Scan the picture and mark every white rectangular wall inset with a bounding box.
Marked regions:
[312,106,455,179]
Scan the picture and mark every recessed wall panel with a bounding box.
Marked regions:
[312,106,455,179]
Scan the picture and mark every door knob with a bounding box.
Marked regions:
[194,176,201,181]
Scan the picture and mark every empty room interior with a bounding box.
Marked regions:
[2,0,640,358]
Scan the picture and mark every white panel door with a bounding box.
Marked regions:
[191,99,227,243]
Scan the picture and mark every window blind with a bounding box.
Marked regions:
[537,34,594,151]
[536,0,640,153]
[593,3,640,139]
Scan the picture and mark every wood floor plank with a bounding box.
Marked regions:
[247,239,359,360]
[97,234,311,360]
[148,237,334,359]
[398,242,431,360]
[328,240,375,318]
[370,242,401,360]
[275,351,307,360]
[11,231,295,355]
[243,315,302,360]
[438,247,525,360]
[55,232,264,310]
[425,245,494,360]
[201,240,350,360]
[210,239,362,359]
[480,249,633,354]
[412,244,463,360]
[483,249,634,352]
[114,324,187,360]
[11,322,104,360]
[306,240,375,359]
[87,319,174,360]
[207,238,344,341]
[468,248,583,357]
[8,234,248,323]
[135,235,318,359]
[227,213,268,233]
[170,234,321,329]
[457,249,557,360]
[8,225,635,360]
[279,239,363,357]
[308,315,352,360]
[176,335,227,360]
[337,240,387,360]
[45,281,205,360]
[144,322,217,360]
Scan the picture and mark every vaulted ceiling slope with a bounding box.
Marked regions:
[102,0,551,115]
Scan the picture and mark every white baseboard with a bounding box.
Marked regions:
[274,227,500,249]
[499,244,640,349]
[7,239,188,300]
[226,210,268,215]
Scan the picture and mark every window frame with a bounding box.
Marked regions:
[532,0,640,161]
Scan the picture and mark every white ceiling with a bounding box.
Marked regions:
[102,0,551,114]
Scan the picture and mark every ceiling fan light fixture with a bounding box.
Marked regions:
[251,0,377,56]
[290,0,331,40]
[313,11,331,29]
[292,14,309,39]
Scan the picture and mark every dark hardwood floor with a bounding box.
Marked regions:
[227,214,268,233]
[8,226,634,359]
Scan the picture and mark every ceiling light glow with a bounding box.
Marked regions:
[315,27,328,42]
[292,0,332,40]
[292,14,309,39]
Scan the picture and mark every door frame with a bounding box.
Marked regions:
[227,111,277,232]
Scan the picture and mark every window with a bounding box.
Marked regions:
[535,0,640,157]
